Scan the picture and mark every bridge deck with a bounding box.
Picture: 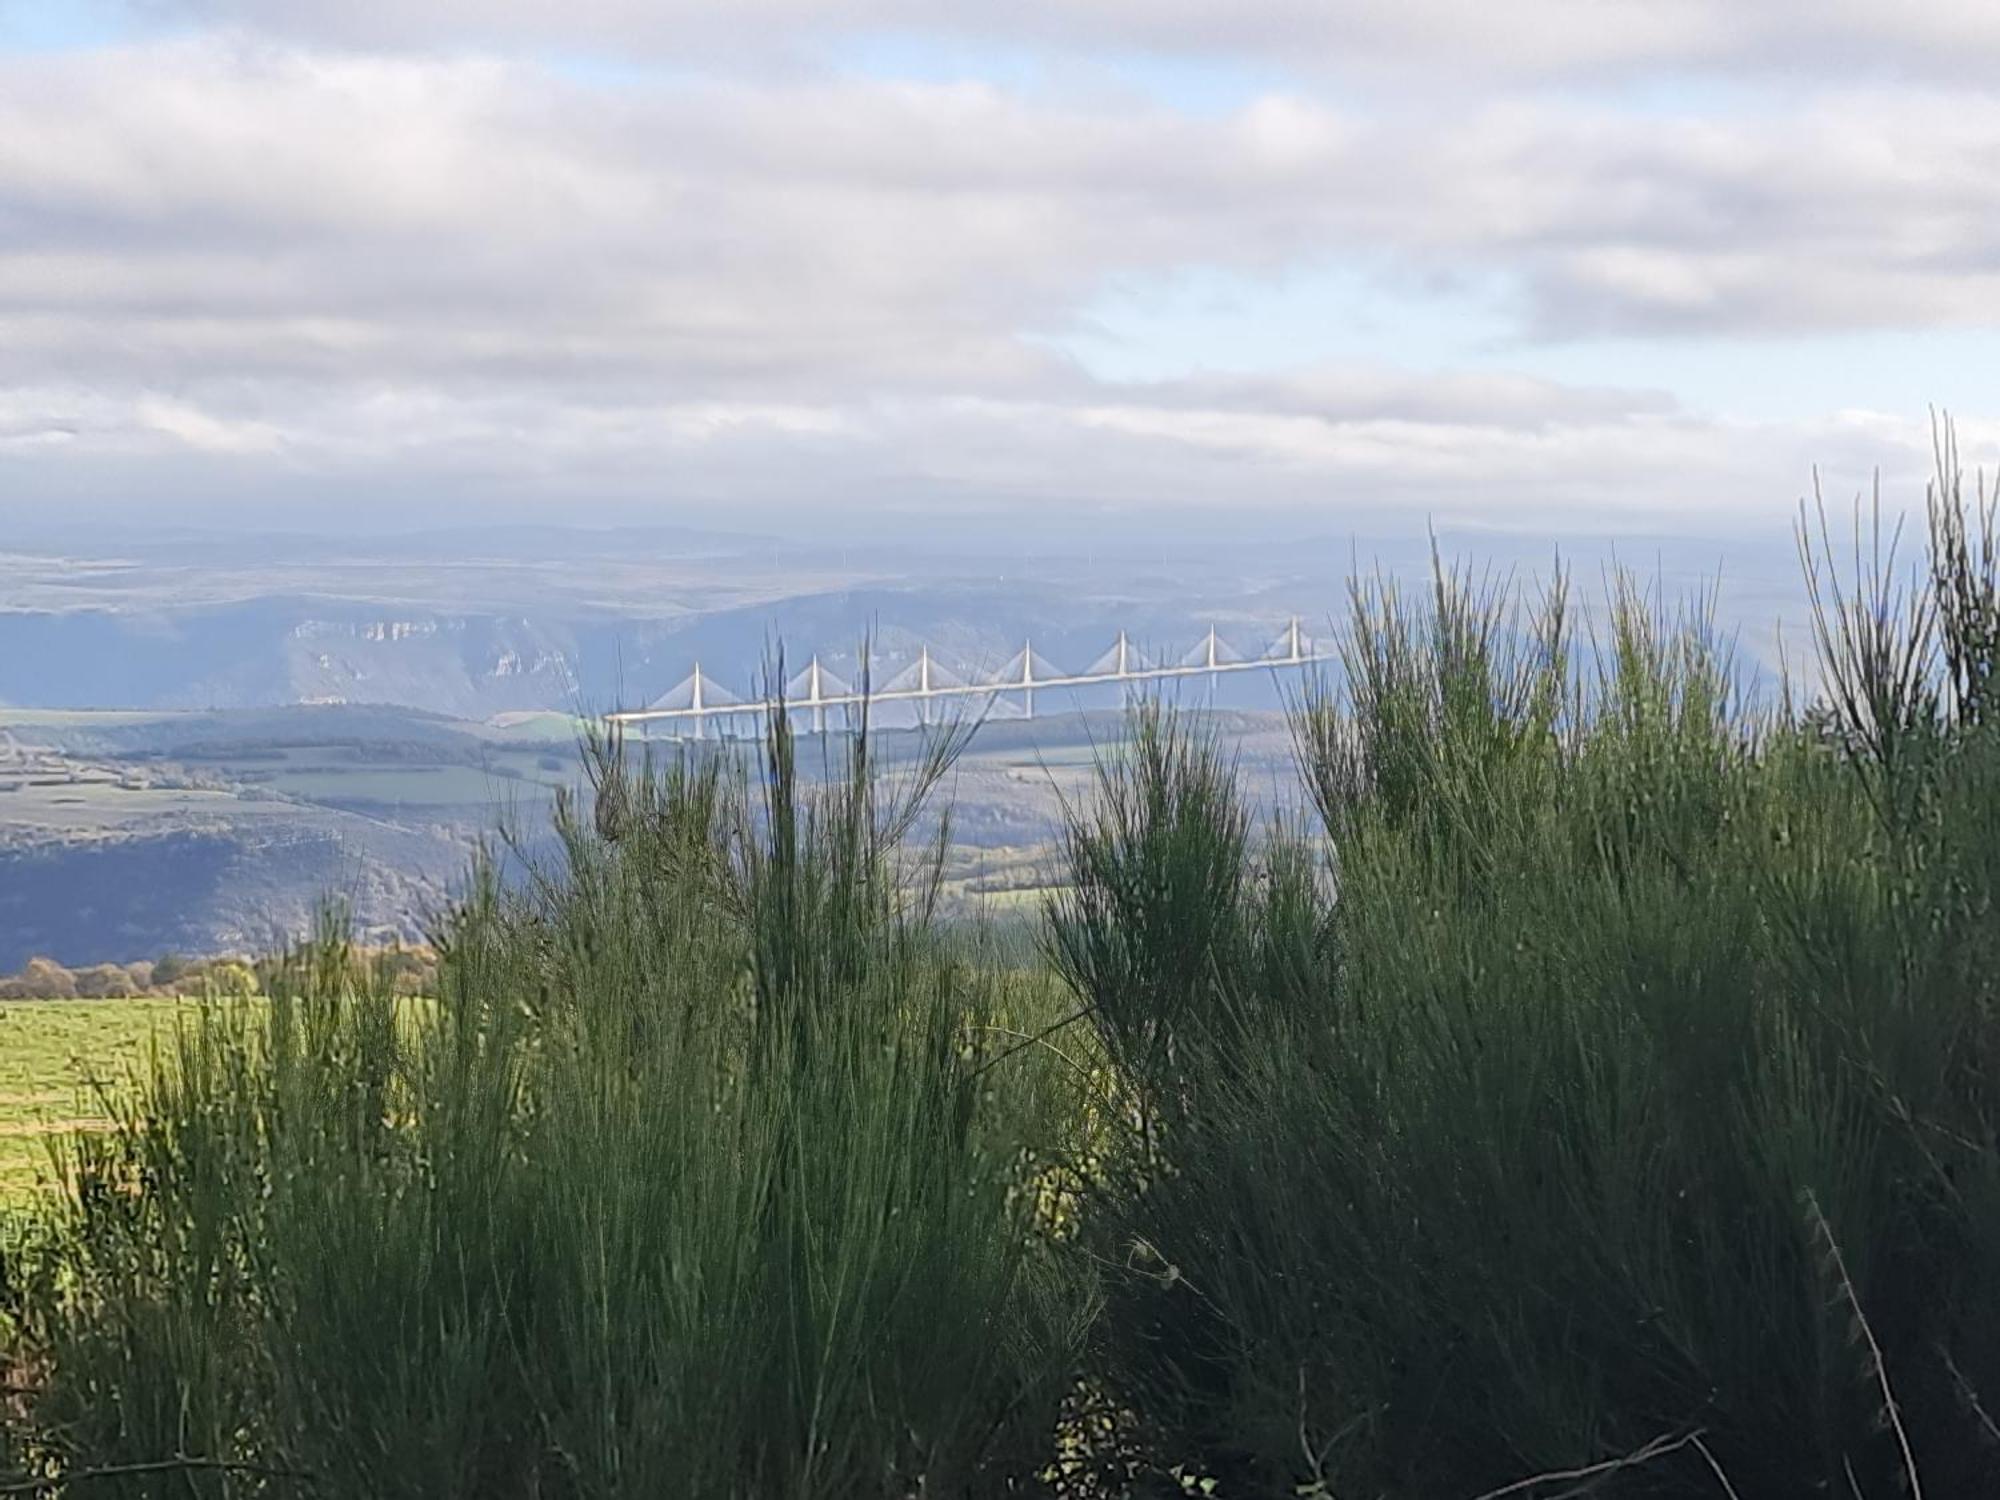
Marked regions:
[608,631,1331,726]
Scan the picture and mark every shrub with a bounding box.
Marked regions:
[68,964,139,1000]
[14,441,2000,1500]
[2,958,77,1001]
[1054,458,2000,1496]
[12,709,1090,1498]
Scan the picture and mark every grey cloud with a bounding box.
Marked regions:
[1136,370,1683,428]
[0,372,1968,547]
[7,43,2000,403]
[126,1,2000,82]
[3,38,1996,536]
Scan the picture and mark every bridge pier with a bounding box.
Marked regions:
[611,624,1329,738]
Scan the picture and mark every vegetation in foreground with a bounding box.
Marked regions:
[5,446,2000,1496]
[4,708,1092,1498]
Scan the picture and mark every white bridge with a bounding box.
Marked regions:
[609,618,1330,737]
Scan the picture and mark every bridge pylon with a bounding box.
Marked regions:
[613,617,1332,737]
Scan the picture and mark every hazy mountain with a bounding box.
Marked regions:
[0,523,1806,717]
[0,519,1814,967]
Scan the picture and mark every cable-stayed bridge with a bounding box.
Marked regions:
[608,618,1331,737]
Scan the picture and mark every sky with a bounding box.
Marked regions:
[1,0,1997,549]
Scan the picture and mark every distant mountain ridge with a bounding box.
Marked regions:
[0,522,1808,966]
[0,523,1805,716]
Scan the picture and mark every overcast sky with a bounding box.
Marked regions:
[1,1,1995,546]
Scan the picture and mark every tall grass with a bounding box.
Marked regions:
[10,441,2000,1499]
[7,701,1090,1497]
[1054,446,2000,1495]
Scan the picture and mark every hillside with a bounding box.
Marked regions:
[0,707,553,967]
[0,701,1303,968]
[0,524,1801,717]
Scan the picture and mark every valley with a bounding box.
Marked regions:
[0,699,1302,968]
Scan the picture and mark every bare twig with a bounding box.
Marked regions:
[1938,1341,2000,1448]
[1294,1366,1372,1492]
[1805,1189,1924,1500]
[967,1002,1095,1081]
[1467,1428,1703,1500]
[1691,1434,1744,1499]
[967,1023,1099,1091]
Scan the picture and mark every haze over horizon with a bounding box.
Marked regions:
[2,0,1996,552]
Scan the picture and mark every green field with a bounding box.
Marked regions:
[0,997,205,1197]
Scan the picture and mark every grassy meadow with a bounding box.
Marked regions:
[0,998,200,1199]
[4,451,2000,1496]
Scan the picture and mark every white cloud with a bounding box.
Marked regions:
[10,44,2000,379]
[1,29,1996,537]
[0,373,1970,549]
[135,393,284,452]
